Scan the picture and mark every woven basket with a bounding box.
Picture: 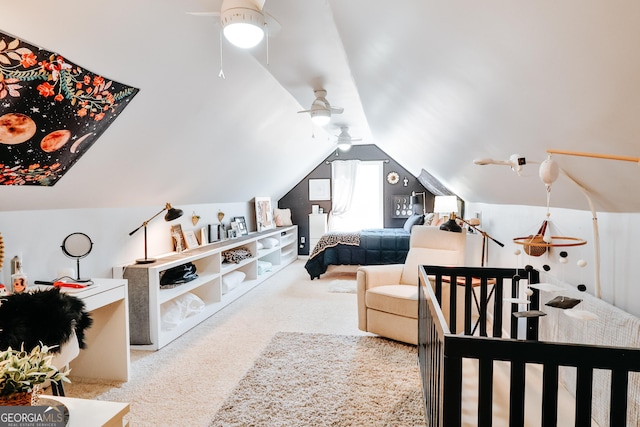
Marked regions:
[523,234,548,257]
[522,220,549,257]
[0,386,40,406]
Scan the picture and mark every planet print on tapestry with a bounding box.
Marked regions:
[0,32,139,186]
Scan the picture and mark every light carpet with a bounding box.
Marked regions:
[210,332,425,427]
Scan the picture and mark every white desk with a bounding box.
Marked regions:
[67,279,130,382]
[41,395,129,427]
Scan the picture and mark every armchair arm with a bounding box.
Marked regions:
[357,264,404,331]
[357,264,404,290]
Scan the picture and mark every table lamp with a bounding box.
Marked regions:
[433,195,462,233]
[129,203,183,264]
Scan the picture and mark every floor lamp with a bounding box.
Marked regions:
[129,203,183,264]
[458,217,504,266]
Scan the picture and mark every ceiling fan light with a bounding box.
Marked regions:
[222,7,265,49]
[310,109,331,126]
[337,139,352,151]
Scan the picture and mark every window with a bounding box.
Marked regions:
[329,161,383,231]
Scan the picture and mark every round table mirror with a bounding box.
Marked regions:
[61,232,93,282]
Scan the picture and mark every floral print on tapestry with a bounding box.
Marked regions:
[0,31,139,185]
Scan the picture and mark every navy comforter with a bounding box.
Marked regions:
[304,228,410,279]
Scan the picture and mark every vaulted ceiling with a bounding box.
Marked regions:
[1,0,638,213]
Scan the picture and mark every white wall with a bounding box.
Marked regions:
[0,202,257,286]
[467,202,640,317]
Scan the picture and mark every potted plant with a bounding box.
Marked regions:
[0,344,70,405]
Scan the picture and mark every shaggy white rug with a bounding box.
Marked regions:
[328,279,357,293]
[210,332,425,427]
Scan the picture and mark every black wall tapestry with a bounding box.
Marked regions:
[0,32,139,185]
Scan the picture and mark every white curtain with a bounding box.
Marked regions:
[328,160,360,231]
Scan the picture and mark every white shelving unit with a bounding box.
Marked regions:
[113,225,297,350]
[308,213,327,251]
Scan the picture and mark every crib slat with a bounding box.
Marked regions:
[464,277,473,335]
[509,361,526,427]
[479,278,488,337]
[443,355,463,427]
[492,277,503,337]
[541,364,559,427]
[609,369,628,427]
[478,359,494,426]
[575,367,593,426]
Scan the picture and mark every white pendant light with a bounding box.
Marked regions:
[311,109,331,127]
[221,1,265,49]
[336,127,355,151]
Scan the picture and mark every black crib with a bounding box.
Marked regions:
[418,265,640,427]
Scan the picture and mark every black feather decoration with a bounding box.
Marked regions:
[0,288,93,353]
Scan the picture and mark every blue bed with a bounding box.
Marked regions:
[304,228,411,279]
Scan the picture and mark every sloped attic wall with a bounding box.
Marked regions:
[279,145,437,255]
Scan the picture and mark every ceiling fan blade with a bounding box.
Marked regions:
[297,109,312,114]
[330,107,344,114]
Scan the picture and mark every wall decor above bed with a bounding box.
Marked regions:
[0,31,139,186]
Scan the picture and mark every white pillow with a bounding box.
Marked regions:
[256,240,264,250]
[261,237,279,249]
[222,271,246,294]
[274,208,293,226]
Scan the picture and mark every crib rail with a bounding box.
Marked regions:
[427,265,540,339]
[418,265,640,427]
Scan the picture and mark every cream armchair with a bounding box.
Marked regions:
[357,226,466,345]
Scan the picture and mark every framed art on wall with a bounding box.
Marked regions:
[309,179,331,201]
[255,197,275,231]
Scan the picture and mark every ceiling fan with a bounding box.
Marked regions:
[335,126,361,151]
[298,89,344,127]
[187,0,281,49]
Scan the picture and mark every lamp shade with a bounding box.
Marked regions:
[164,203,183,221]
[221,6,265,49]
[433,195,458,214]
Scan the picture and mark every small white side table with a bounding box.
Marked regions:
[65,279,130,382]
[40,395,129,427]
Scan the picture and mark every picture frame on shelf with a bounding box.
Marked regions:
[199,227,208,245]
[230,221,241,235]
[255,197,275,231]
[227,229,237,239]
[309,178,331,201]
[170,224,186,252]
[183,230,199,249]
[232,216,248,235]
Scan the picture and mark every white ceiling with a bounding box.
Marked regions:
[1,0,638,213]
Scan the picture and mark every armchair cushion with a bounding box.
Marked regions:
[366,285,418,318]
